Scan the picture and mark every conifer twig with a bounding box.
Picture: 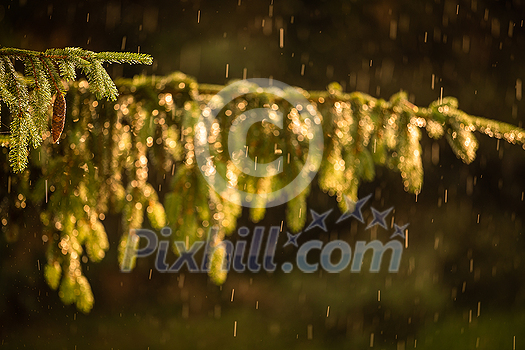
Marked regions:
[0,46,152,172]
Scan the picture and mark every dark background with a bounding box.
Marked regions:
[1,0,525,349]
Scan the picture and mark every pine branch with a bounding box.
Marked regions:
[0,46,153,172]
[2,68,525,312]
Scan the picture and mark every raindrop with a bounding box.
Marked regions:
[389,20,397,39]
[477,302,481,316]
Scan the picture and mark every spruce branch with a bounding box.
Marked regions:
[0,46,153,172]
[2,69,525,312]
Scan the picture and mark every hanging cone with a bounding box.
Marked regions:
[52,93,66,144]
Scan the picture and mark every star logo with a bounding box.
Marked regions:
[336,193,372,224]
[390,223,409,239]
[366,207,393,230]
[283,231,301,247]
[305,209,332,232]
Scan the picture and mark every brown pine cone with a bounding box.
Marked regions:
[52,93,66,144]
